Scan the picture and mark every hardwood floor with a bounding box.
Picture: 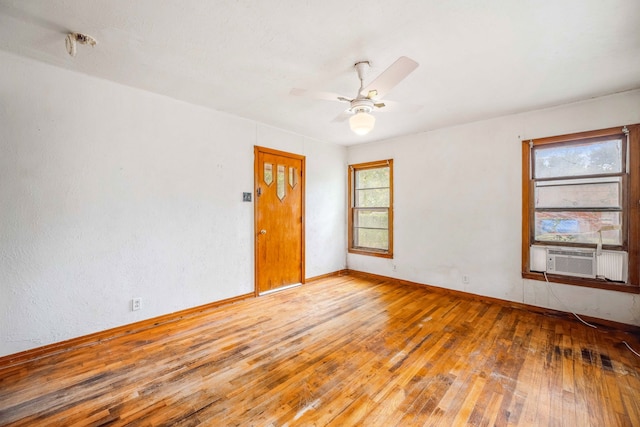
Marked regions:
[1,273,639,426]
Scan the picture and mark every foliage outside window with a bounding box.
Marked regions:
[349,160,393,258]
[522,125,640,293]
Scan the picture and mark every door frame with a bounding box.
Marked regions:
[253,146,306,296]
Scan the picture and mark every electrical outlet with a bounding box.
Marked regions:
[132,298,142,311]
[392,264,397,272]
[462,275,470,284]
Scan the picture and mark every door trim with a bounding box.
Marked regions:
[254,146,306,296]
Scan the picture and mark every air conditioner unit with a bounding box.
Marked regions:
[530,246,627,282]
[546,247,596,278]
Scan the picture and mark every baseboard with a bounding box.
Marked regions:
[0,292,254,368]
[345,269,640,335]
[305,269,349,283]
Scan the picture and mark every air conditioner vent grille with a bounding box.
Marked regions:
[546,247,596,278]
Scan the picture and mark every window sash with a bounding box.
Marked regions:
[353,227,389,251]
[534,176,623,209]
[355,187,390,208]
[533,210,623,246]
[349,160,393,257]
[532,136,624,179]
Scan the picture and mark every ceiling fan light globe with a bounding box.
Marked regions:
[349,111,375,136]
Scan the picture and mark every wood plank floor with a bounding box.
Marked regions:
[1,274,639,426]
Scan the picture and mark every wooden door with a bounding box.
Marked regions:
[254,146,305,295]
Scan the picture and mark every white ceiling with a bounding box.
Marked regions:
[0,0,639,145]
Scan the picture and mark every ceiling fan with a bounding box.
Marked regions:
[290,56,419,135]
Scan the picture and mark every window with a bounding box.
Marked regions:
[522,125,640,293]
[348,160,393,258]
[533,137,625,246]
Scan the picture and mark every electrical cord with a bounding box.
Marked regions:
[543,272,640,358]
[624,341,640,358]
[543,272,597,328]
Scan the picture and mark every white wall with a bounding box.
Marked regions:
[347,89,640,326]
[0,51,347,357]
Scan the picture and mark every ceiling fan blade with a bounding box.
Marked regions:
[361,56,419,99]
[290,88,350,102]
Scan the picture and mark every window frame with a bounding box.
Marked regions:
[348,159,394,258]
[521,125,640,294]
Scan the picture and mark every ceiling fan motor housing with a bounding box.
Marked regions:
[349,98,374,114]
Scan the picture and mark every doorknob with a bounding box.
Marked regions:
[260,229,267,235]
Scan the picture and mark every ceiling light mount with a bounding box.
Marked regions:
[65,32,97,57]
[354,61,370,84]
[349,98,374,114]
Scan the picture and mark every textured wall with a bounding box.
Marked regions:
[0,51,347,357]
[347,89,640,326]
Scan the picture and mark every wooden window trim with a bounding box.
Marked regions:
[348,159,394,259]
[521,124,640,294]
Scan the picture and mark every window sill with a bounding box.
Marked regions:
[522,271,640,294]
[348,248,393,259]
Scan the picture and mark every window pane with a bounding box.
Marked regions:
[354,228,389,250]
[263,162,273,186]
[354,208,388,229]
[534,211,622,245]
[276,165,286,201]
[289,167,297,188]
[535,179,621,209]
[533,138,623,179]
[356,167,389,189]
[356,188,389,207]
